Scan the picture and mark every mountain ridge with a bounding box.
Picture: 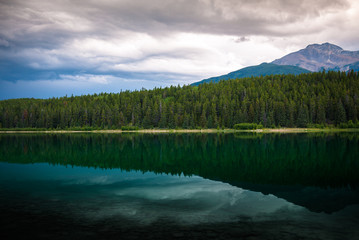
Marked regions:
[272,42,359,72]
[191,42,359,86]
[191,63,310,86]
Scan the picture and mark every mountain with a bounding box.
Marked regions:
[191,63,310,86]
[272,43,359,72]
[192,42,359,86]
[343,61,359,72]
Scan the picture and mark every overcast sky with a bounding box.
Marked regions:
[1,0,359,99]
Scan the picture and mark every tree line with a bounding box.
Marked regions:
[1,70,359,129]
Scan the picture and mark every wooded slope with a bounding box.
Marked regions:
[1,71,358,129]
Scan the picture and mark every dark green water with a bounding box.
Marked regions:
[0,133,359,239]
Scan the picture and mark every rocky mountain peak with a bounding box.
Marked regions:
[272,43,359,71]
[305,42,343,52]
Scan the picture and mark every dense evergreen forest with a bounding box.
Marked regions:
[1,71,359,129]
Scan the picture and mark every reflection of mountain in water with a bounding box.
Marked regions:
[231,182,359,214]
[1,133,359,213]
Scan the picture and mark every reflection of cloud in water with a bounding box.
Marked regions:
[0,163,319,226]
[72,173,303,225]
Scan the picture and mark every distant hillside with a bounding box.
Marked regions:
[272,43,359,72]
[191,63,310,86]
[342,61,359,72]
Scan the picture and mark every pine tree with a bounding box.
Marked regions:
[335,100,347,125]
[200,109,207,128]
[119,111,125,127]
[297,105,309,127]
[142,107,153,128]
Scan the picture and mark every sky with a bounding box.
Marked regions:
[1,0,359,99]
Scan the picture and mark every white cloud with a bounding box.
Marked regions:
[59,74,112,84]
[69,35,151,59]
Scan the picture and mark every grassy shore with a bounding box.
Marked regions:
[1,128,359,134]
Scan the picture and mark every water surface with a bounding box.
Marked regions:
[0,133,358,239]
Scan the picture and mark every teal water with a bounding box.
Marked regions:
[0,133,359,239]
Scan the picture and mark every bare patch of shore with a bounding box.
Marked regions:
[257,128,318,133]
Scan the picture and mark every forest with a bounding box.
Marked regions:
[1,70,359,129]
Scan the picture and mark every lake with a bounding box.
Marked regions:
[0,133,359,239]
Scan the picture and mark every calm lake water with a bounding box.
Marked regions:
[0,133,359,239]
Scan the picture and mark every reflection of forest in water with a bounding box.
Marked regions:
[1,133,358,189]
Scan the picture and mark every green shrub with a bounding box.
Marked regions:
[307,123,326,129]
[233,123,263,130]
[0,127,47,131]
[339,120,359,129]
[121,126,139,131]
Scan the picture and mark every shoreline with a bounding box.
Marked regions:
[0,128,359,134]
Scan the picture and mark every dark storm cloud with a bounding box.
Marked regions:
[79,0,349,35]
[0,0,350,47]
